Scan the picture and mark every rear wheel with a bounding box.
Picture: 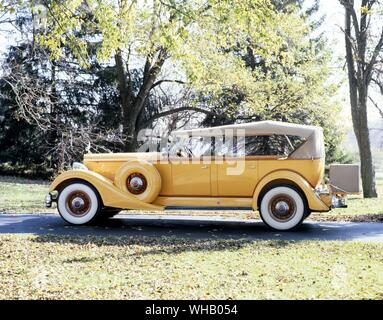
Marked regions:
[57,182,102,225]
[259,185,307,231]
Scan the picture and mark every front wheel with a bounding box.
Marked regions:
[57,182,102,225]
[259,185,307,231]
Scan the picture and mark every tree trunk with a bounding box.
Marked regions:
[114,50,135,151]
[115,49,166,152]
[344,2,377,198]
[353,93,377,197]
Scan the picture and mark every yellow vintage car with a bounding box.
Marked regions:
[45,121,359,230]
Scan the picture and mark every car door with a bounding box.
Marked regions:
[169,136,212,196]
[215,136,258,197]
[216,157,257,197]
[170,158,211,196]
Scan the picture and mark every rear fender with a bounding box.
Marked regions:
[49,170,164,211]
[252,170,330,212]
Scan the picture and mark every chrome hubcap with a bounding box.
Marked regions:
[269,194,296,222]
[129,177,144,191]
[66,191,91,217]
[126,173,148,195]
[71,197,85,210]
[274,201,289,215]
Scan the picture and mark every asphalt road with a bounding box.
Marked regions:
[0,213,382,242]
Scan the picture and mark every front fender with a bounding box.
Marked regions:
[49,170,164,211]
[252,170,330,212]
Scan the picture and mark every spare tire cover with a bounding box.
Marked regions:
[114,160,161,203]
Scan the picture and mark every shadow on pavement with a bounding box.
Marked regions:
[0,213,382,243]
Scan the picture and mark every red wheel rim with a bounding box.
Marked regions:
[65,191,91,217]
[268,194,296,222]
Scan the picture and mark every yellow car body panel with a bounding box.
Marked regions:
[252,169,329,212]
[170,159,212,196]
[49,153,330,211]
[48,169,163,211]
[257,158,324,189]
[215,158,258,196]
[48,153,329,212]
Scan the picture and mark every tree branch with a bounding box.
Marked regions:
[371,77,383,95]
[142,106,216,128]
[365,27,383,83]
[369,96,383,118]
[151,79,186,90]
[340,0,361,42]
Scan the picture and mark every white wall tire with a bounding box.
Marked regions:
[57,182,101,225]
[259,186,306,231]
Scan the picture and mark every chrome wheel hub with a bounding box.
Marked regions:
[129,177,144,191]
[269,194,296,222]
[66,191,91,217]
[71,197,85,210]
[126,173,148,195]
[274,201,290,215]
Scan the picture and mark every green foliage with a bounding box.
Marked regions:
[38,0,282,88]
[1,0,351,172]
[198,3,349,164]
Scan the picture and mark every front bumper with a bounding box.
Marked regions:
[44,192,57,208]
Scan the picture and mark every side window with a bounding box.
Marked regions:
[215,136,234,157]
[235,135,306,157]
[168,136,213,158]
[189,136,213,157]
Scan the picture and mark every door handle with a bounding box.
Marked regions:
[201,165,209,169]
[249,165,256,169]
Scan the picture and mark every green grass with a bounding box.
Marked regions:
[0,176,50,213]
[310,180,383,222]
[335,180,383,215]
[0,175,382,220]
[0,235,382,299]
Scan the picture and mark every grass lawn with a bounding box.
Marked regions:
[1,177,382,300]
[0,234,382,299]
[326,180,383,215]
[0,176,50,214]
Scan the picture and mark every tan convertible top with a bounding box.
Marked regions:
[171,120,324,159]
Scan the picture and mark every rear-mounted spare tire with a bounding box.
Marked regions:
[114,160,161,203]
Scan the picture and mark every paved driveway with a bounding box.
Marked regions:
[0,213,382,242]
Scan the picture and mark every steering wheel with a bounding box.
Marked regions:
[176,146,193,158]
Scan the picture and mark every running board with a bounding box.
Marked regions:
[154,196,253,209]
[165,206,253,211]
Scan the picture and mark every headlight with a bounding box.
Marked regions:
[72,162,88,170]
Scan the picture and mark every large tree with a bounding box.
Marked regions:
[0,0,352,175]
[340,0,382,198]
[27,0,292,151]
[194,0,348,164]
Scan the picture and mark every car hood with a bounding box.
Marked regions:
[83,152,161,162]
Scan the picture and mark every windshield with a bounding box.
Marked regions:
[168,136,213,158]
